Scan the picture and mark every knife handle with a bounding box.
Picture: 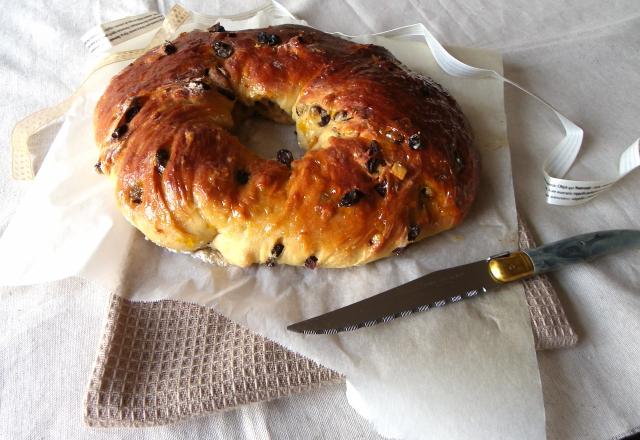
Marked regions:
[524,230,640,275]
[488,230,640,283]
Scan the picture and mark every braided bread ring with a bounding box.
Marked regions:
[94,24,479,268]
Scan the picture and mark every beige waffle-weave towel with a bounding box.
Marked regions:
[518,217,579,350]
[85,216,577,427]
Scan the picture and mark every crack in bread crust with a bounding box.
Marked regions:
[94,25,479,268]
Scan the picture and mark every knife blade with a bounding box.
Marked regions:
[287,229,640,334]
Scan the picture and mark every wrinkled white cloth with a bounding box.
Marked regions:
[1,1,639,439]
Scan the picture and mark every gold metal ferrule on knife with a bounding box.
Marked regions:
[487,252,535,283]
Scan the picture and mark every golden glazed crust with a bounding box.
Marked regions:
[94,25,479,268]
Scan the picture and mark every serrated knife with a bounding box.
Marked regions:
[287,230,640,334]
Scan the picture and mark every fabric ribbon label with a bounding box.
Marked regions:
[81,12,164,54]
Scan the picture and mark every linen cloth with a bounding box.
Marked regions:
[1,1,639,439]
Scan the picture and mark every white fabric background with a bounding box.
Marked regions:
[1,1,639,439]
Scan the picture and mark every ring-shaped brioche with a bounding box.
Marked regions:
[94,24,479,268]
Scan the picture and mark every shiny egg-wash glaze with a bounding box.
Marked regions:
[94,25,479,268]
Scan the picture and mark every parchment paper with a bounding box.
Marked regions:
[0,7,545,440]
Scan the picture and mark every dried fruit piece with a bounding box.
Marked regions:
[311,105,330,126]
[267,34,281,46]
[408,132,423,150]
[334,110,350,121]
[163,41,177,55]
[155,148,170,173]
[391,162,407,180]
[276,149,293,168]
[271,243,284,257]
[366,157,382,174]
[213,41,233,58]
[408,224,421,241]
[235,169,250,185]
[111,124,128,139]
[257,32,281,46]
[257,31,269,44]
[374,180,388,197]
[366,141,385,174]
[209,23,225,32]
[338,189,364,207]
[124,98,142,122]
[304,256,318,269]
[130,185,143,204]
[367,140,381,156]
